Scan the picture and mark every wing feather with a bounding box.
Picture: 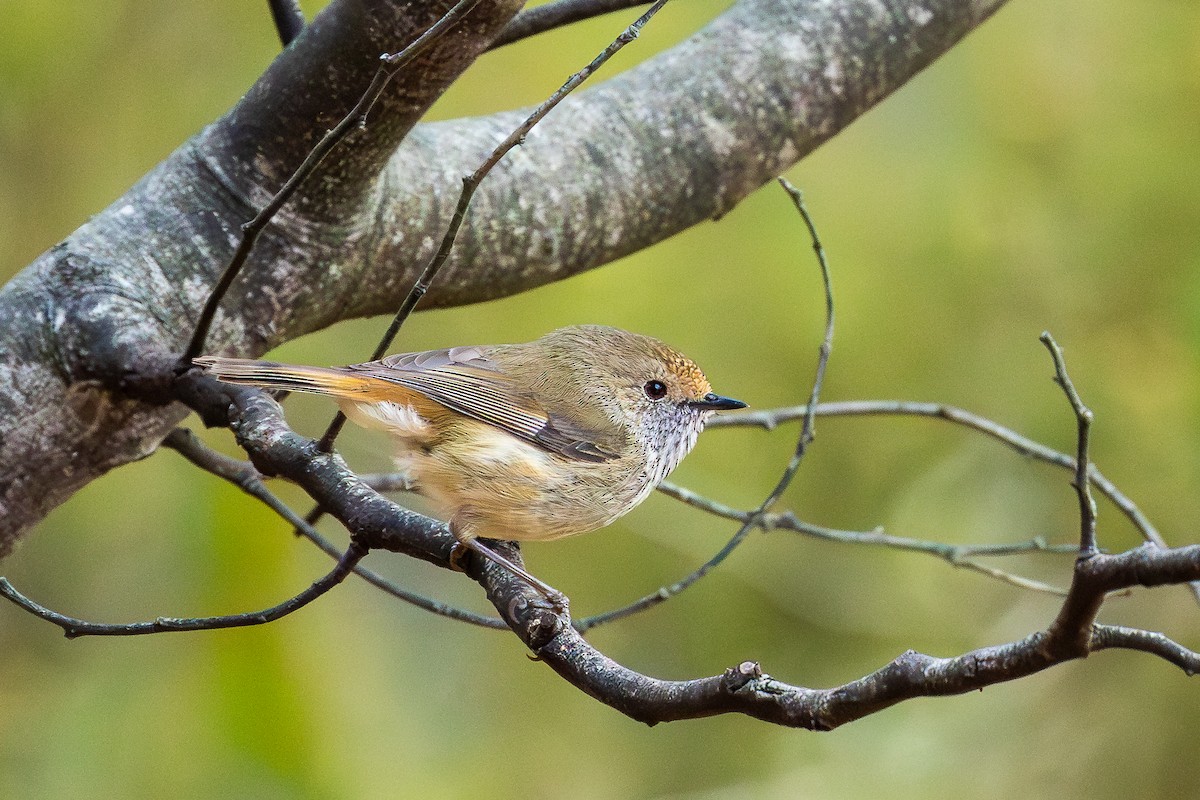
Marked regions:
[349,348,619,462]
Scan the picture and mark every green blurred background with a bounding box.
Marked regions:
[2,1,1198,797]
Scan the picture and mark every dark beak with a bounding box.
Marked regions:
[689,392,747,411]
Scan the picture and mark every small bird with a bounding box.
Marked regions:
[194,325,745,604]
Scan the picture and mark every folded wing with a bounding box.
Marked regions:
[351,347,620,463]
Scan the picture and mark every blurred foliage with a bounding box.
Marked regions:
[2,1,1199,798]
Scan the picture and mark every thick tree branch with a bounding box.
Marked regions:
[0,0,524,548]
[481,540,1200,729]
[0,0,1009,548]
[368,0,1010,314]
[185,0,489,362]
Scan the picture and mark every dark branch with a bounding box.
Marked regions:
[0,542,365,638]
[183,0,486,363]
[178,372,455,566]
[483,539,1200,729]
[1092,624,1200,675]
[491,0,649,48]
[161,428,505,629]
[268,0,305,46]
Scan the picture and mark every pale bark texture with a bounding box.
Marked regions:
[0,0,1007,549]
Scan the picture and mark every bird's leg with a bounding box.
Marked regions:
[449,519,567,612]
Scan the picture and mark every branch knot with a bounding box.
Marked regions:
[722,660,764,692]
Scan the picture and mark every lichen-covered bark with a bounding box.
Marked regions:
[324,0,1013,318]
[0,0,526,546]
[0,0,1006,549]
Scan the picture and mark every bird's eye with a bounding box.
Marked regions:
[643,380,668,400]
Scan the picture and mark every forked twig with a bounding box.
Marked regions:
[1040,332,1099,556]
[708,398,1200,603]
[707,401,1153,538]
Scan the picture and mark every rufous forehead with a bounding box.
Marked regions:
[665,353,712,398]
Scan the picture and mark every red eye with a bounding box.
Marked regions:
[643,380,667,400]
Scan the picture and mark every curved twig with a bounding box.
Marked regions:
[0,542,365,638]
[577,179,834,631]
[1092,624,1200,675]
[162,429,505,629]
[1041,332,1098,555]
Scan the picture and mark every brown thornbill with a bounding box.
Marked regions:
[194,325,745,605]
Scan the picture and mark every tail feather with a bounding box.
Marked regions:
[192,357,380,398]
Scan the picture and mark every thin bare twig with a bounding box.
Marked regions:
[268,0,305,46]
[1092,624,1200,675]
[706,401,1151,540]
[1040,333,1110,655]
[491,0,649,48]
[161,429,505,629]
[577,179,833,631]
[1040,332,1099,556]
[182,0,484,363]
[317,0,673,451]
[656,480,1074,595]
[706,399,1200,603]
[0,542,366,638]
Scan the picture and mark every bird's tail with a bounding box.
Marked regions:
[192,357,382,398]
